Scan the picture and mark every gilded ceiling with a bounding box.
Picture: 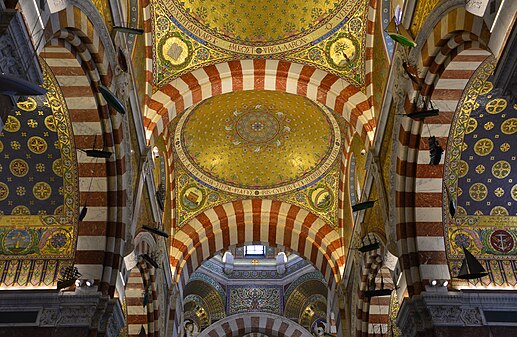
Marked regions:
[151,0,369,88]
[174,90,341,197]
[170,0,349,44]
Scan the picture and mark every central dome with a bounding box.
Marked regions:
[170,0,349,45]
[174,91,342,196]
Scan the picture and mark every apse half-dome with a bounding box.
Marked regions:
[174,90,342,196]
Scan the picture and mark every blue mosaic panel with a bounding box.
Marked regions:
[457,80,517,216]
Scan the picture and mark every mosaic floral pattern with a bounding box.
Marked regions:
[0,59,78,291]
[0,61,78,220]
[228,285,283,315]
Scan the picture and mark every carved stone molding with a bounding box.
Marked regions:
[0,290,124,336]
[396,290,517,337]
[0,7,43,83]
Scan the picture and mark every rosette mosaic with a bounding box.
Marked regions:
[174,90,341,197]
[444,57,517,287]
[0,60,79,288]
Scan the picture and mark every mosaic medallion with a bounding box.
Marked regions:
[175,91,341,196]
[501,118,517,135]
[490,230,514,253]
[4,116,20,133]
[309,186,333,211]
[327,35,358,68]
[9,159,29,177]
[0,182,8,201]
[180,185,205,211]
[159,32,192,69]
[27,136,48,154]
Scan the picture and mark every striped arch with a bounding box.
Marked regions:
[145,60,374,147]
[355,245,394,337]
[40,5,129,295]
[141,0,377,148]
[126,233,160,337]
[394,2,492,296]
[170,200,345,289]
[197,313,313,337]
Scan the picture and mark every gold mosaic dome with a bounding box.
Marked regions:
[166,0,354,45]
[174,91,342,196]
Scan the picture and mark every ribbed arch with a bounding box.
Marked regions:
[145,60,375,148]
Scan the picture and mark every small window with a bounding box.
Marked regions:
[244,245,265,257]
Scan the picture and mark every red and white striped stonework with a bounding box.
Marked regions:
[196,313,313,337]
[355,247,394,337]
[394,5,491,296]
[170,200,345,288]
[40,4,128,296]
[144,59,375,147]
[141,2,378,149]
[126,235,161,337]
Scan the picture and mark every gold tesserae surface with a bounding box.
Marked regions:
[174,90,341,196]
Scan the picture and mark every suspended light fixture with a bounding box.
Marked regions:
[141,254,159,269]
[113,26,145,35]
[352,200,376,212]
[428,136,444,165]
[142,224,169,238]
[456,247,488,280]
[385,17,417,48]
[357,234,381,253]
[0,73,47,103]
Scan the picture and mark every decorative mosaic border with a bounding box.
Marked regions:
[161,0,357,52]
[174,100,342,197]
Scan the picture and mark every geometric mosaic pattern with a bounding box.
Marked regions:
[0,59,78,257]
[456,81,516,217]
[445,57,517,288]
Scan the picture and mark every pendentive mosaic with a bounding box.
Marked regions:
[151,0,368,89]
[444,56,517,287]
